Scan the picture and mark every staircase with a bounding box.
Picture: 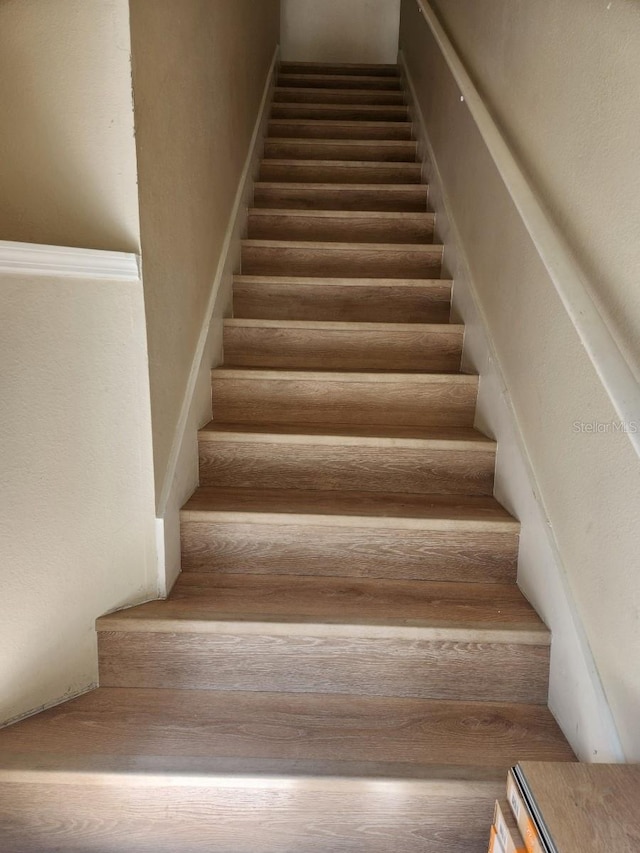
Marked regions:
[0,61,573,853]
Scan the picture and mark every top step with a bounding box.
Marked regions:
[278,74,403,91]
[280,61,401,78]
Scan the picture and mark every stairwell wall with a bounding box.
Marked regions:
[400,0,640,760]
[0,3,159,726]
[281,0,401,64]
[0,0,141,252]
[128,0,281,587]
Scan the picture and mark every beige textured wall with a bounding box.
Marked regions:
[281,0,400,64]
[400,0,640,758]
[129,0,280,500]
[0,0,140,252]
[0,271,157,725]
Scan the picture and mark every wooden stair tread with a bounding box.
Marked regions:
[233,274,448,288]
[243,239,437,250]
[280,62,401,77]
[265,138,415,147]
[247,209,432,222]
[278,74,403,89]
[211,367,474,381]
[199,421,493,447]
[268,118,414,131]
[273,90,408,107]
[224,318,461,332]
[254,182,427,193]
[259,159,422,172]
[0,690,572,768]
[271,105,409,116]
[107,574,545,636]
[181,486,516,527]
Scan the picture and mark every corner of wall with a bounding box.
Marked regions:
[154,46,280,595]
[399,50,625,763]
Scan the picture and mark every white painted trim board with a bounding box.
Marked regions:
[154,46,281,595]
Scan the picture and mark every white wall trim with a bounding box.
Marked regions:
[154,45,280,593]
[0,240,140,280]
[400,50,625,763]
[411,0,640,460]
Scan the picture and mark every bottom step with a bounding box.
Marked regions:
[0,759,502,853]
[0,688,573,852]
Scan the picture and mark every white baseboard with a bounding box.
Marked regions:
[400,51,625,762]
[154,46,280,596]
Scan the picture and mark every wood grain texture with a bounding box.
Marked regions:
[233,275,451,323]
[280,62,401,77]
[271,101,409,120]
[0,779,501,853]
[253,182,429,212]
[180,517,518,582]
[199,421,494,442]
[241,239,441,279]
[246,209,434,244]
[278,73,403,91]
[211,368,476,427]
[155,574,544,630]
[223,319,461,371]
[258,159,423,184]
[264,139,418,162]
[97,629,549,703]
[273,87,407,106]
[0,690,571,767]
[267,119,414,140]
[181,486,516,526]
[198,433,492,495]
[518,762,640,853]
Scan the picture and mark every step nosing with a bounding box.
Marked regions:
[97,614,548,644]
[0,755,507,789]
[233,275,451,286]
[242,240,441,251]
[261,159,420,166]
[179,508,516,533]
[223,319,461,331]
[254,182,427,190]
[248,209,432,218]
[211,368,474,381]
[197,429,494,451]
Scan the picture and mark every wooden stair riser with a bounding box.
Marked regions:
[180,520,518,583]
[273,88,407,106]
[246,211,434,245]
[242,241,441,279]
[233,277,451,323]
[259,160,423,184]
[280,62,401,77]
[268,119,414,140]
[264,139,418,162]
[211,372,475,427]
[278,74,403,91]
[198,438,494,495]
[98,629,549,704]
[272,103,409,120]
[0,779,502,853]
[222,322,462,371]
[253,183,429,212]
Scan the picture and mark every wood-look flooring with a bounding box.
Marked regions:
[0,59,574,853]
